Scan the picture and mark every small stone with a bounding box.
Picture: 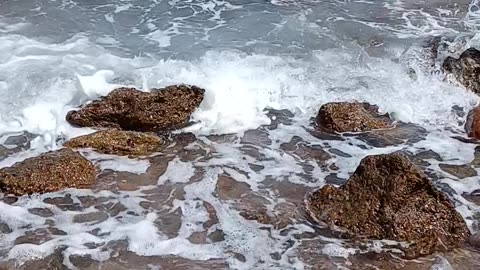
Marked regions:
[208,229,225,243]
[188,231,207,244]
[0,149,96,196]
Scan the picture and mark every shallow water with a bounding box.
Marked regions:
[1,0,480,269]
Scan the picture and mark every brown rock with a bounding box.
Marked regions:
[465,106,480,139]
[315,102,392,133]
[305,153,470,258]
[66,85,205,132]
[64,129,163,156]
[443,48,480,94]
[0,149,96,196]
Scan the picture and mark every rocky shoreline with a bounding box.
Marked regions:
[0,46,480,269]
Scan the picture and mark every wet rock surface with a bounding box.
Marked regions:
[439,163,477,179]
[66,85,205,132]
[0,133,36,161]
[351,122,427,147]
[443,47,480,94]
[466,105,480,139]
[64,129,164,156]
[306,153,470,258]
[0,149,96,196]
[315,102,393,133]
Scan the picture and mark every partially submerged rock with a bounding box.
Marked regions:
[439,163,477,179]
[315,102,393,133]
[443,47,480,94]
[66,85,205,132]
[64,130,163,156]
[0,149,96,196]
[306,153,469,258]
[465,106,480,139]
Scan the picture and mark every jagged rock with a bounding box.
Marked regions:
[306,153,469,258]
[443,47,480,94]
[64,130,163,156]
[466,106,480,139]
[66,85,205,132]
[0,149,96,196]
[315,102,393,133]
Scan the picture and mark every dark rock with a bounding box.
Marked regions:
[325,173,346,185]
[66,85,205,132]
[0,133,36,162]
[0,222,12,234]
[315,102,393,133]
[465,106,480,139]
[443,48,480,93]
[439,163,477,179]
[472,146,480,167]
[43,195,83,211]
[69,254,93,269]
[0,149,96,196]
[305,153,470,258]
[73,211,109,224]
[28,208,54,217]
[280,136,331,163]
[64,129,163,156]
[468,232,480,249]
[208,229,225,243]
[351,122,427,147]
[328,148,352,158]
[14,229,51,245]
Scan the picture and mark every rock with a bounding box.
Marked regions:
[305,153,470,258]
[66,85,205,132]
[0,149,96,196]
[465,106,480,139]
[439,163,477,179]
[64,129,163,156]
[315,102,393,133]
[280,136,331,163]
[443,47,480,94]
[467,232,480,249]
[351,122,427,147]
[73,211,109,224]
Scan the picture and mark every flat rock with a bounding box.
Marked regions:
[64,129,163,156]
[0,149,96,196]
[443,47,480,94]
[66,84,205,132]
[315,102,392,133]
[305,153,470,258]
[439,163,477,179]
[280,136,331,163]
